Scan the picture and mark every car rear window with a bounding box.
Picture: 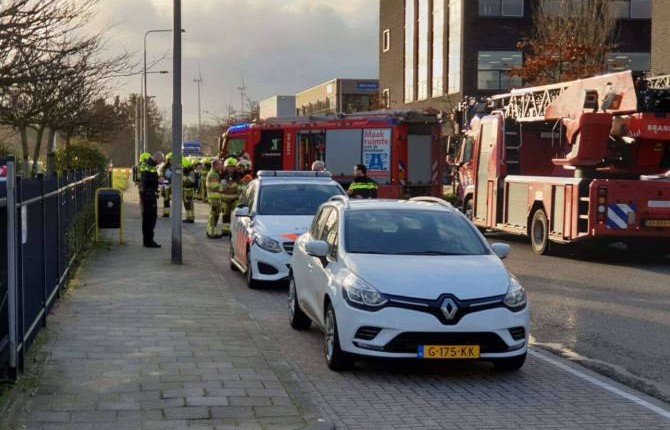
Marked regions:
[344,209,488,255]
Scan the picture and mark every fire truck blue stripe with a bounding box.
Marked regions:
[607,206,628,229]
[610,204,629,222]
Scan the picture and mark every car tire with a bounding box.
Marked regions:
[246,251,260,289]
[493,352,526,371]
[288,277,311,330]
[530,209,550,255]
[229,242,239,272]
[324,303,353,371]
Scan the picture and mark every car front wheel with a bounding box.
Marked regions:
[493,352,526,371]
[324,303,353,371]
[246,251,260,289]
[288,277,311,330]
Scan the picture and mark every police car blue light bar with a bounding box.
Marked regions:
[257,170,332,178]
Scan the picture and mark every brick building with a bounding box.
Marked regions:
[652,0,670,74]
[380,0,652,112]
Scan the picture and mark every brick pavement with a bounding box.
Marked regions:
[1,186,324,430]
[198,211,670,430]
[4,184,670,430]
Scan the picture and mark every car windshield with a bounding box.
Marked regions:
[345,209,488,255]
[257,184,343,216]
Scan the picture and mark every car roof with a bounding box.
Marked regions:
[328,198,458,213]
[256,170,340,187]
[257,178,341,187]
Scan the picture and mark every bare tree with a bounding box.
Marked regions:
[0,0,129,175]
[511,0,618,85]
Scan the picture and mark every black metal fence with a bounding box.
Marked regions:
[0,157,107,380]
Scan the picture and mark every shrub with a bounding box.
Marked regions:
[0,141,13,159]
[56,140,108,173]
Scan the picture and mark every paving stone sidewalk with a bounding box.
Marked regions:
[2,186,323,430]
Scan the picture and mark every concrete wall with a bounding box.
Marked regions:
[652,0,670,74]
[259,95,296,119]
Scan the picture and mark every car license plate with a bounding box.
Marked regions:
[645,220,670,227]
[418,345,480,359]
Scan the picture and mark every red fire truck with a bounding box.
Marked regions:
[219,111,443,198]
[452,71,670,254]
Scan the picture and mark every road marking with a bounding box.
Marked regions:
[529,349,670,420]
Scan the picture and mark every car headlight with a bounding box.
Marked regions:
[503,277,527,310]
[342,273,387,309]
[253,234,282,253]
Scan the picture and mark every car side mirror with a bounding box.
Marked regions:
[305,240,330,258]
[234,206,250,218]
[491,243,510,259]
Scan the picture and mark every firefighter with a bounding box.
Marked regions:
[139,151,164,247]
[193,159,203,200]
[200,157,212,201]
[206,159,224,238]
[158,152,173,217]
[236,159,254,195]
[347,164,378,199]
[220,157,241,235]
[182,158,196,223]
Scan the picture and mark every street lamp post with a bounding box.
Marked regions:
[136,71,168,163]
[171,0,183,263]
[143,29,173,153]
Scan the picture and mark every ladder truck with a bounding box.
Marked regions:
[451,71,670,255]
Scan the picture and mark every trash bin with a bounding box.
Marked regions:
[95,188,124,243]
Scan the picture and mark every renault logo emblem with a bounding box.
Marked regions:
[441,297,458,320]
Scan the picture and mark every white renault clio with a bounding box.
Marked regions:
[230,171,345,288]
[289,197,529,371]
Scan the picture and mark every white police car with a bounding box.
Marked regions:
[229,171,346,288]
[289,197,529,371]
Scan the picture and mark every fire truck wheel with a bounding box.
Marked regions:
[530,209,550,255]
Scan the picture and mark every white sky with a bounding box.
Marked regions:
[95,0,379,125]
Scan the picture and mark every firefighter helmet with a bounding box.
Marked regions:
[224,157,238,167]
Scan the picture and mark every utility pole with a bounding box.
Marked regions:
[193,67,202,142]
[143,29,173,153]
[237,77,247,112]
[171,0,183,264]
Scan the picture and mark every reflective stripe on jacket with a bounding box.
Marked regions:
[348,177,378,199]
[206,169,223,200]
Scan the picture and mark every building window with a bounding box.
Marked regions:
[432,0,445,98]
[479,0,524,17]
[477,51,523,90]
[404,0,415,103]
[447,0,462,94]
[607,52,651,73]
[383,89,390,108]
[612,0,651,19]
[382,29,390,52]
[417,0,430,101]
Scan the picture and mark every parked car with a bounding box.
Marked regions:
[289,196,529,371]
[230,170,346,288]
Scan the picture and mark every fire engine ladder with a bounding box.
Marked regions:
[490,81,570,122]
[492,73,670,121]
